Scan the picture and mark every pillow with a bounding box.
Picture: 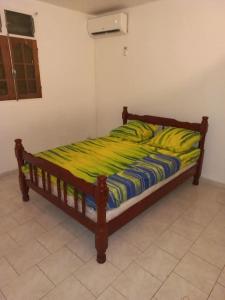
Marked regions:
[109,120,158,142]
[148,127,201,153]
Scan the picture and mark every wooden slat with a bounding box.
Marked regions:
[47,173,51,194]
[81,192,86,216]
[63,182,67,205]
[41,170,46,191]
[57,178,61,200]
[27,180,97,233]
[29,163,33,183]
[74,189,78,211]
[33,166,38,185]
[23,151,96,196]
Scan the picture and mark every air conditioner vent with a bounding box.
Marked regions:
[88,13,128,38]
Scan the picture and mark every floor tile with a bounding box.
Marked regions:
[218,267,225,287]
[67,232,95,262]
[39,247,82,284]
[191,237,225,269]
[119,220,155,251]
[113,262,161,300]
[0,257,18,288]
[60,218,87,238]
[0,215,18,235]
[11,203,42,225]
[170,216,204,241]
[97,286,126,300]
[0,233,18,258]
[139,213,169,237]
[184,201,221,227]
[37,223,76,253]
[136,244,178,281]
[74,258,120,296]
[202,221,225,248]
[155,273,207,300]
[0,198,21,217]
[8,220,46,245]
[107,237,141,270]
[42,276,94,300]
[1,168,225,300]
[30,191,53,211]
[1,266,54,300]
[156,230,192,259]
[146,201,183,226]
[6,240,49,274]
[35,205,67,230]
[175,252,220,294]
[208,283,225,300]
[216,189,225,205]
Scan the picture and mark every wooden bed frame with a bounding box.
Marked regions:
[15,107,208,263]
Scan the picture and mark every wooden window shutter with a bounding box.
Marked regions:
[0,35,16,100]
[10,37,42,99]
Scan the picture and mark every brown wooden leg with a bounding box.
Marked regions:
[19,172,29,201]
[192,161,203,186]
[192,175,199,186]
[95,228,108,264]
[95,175,108,264]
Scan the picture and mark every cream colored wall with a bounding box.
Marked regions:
[0,0,96,174]
[95,0,225,184]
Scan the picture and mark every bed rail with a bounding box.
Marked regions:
[15,139,109,263]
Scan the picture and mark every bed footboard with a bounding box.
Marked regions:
[14,139,108,263]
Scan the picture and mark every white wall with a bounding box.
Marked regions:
[95,0,225,184]
[0,0,96,173]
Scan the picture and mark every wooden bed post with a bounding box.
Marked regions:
[193,116,209,185]
[122,106,128,124]
[15,139,29,201]
[95,176,108,264]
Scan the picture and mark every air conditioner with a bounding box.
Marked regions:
[88,13,128,38]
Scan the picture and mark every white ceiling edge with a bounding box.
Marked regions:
[38,0,155,15]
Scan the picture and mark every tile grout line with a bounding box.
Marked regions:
[150,204,223,299]
[36,264,57,287]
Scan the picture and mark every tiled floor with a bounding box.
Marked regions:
[0,172,225,300]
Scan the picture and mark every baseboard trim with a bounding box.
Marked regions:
[201,177,225,189]
[0,169,18,179]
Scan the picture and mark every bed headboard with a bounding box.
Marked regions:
[122,107,208,181]
[122,106,208,135]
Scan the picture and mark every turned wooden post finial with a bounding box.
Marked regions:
[15,139,24,160]
[202,116,208,131]
[122,106,128,124]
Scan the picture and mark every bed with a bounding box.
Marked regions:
[15,107,208,263]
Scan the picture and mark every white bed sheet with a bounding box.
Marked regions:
[29,163,195,223]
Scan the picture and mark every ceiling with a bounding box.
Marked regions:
[39,0,154,15]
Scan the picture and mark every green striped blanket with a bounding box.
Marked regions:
[23,136,200,210]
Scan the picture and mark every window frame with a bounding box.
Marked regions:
[0,35,42,101]
[5,10,35,38]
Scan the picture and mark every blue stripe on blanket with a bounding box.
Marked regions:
[85,153,180,210]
